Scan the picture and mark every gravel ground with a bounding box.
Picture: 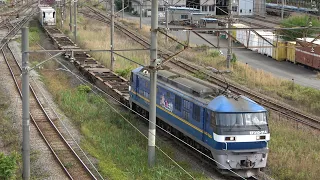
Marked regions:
[0,39,68,179]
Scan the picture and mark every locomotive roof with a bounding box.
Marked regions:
[134,67,217,104]
[132,67,265,112]
[207,95,266,113]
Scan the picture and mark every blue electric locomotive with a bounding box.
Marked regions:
[129,67,269,177]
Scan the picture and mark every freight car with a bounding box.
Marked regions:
[230,23,319,70]
[41,8,269,178]
[266,3,318,17]
[130,67,269,178]
[39,6,56,26]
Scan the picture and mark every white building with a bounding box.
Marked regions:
[130,0,259,17]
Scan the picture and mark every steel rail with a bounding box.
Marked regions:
[169,58,320,130]
[82,6,320,130]
[1,44,97,180]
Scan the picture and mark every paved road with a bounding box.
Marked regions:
[122,14,320,90]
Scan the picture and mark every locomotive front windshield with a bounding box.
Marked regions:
[214,112,267,127]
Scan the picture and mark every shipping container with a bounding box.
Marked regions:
[248,31,259,51]
[232,23,249,45]
[256,31,274,57]
[286,41,296,63]
[295,38,320,70]
[272,41,287,61]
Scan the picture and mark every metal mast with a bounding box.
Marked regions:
[148,0,158,167]
[74,0,77,44]
[226,0,232,69]
[110,0,115,70]
[22,27,30,180]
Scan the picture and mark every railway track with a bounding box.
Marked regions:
[79,6,320,131]
[0,4,103,180]
[1,44,97,180]
[168,58,320,130]
[80,6,172,60]
[239,16,280,28]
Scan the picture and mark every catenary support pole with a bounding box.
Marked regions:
[281,0,284,19]
[122,0,124,19]
[226,0,232,69]
[110,0,115,70]
[70,0,72,32]
[22,27,30,180]
[165,5,168,43]
[74,0,77,44]
[140,0,143,29]
[148,0,158,167]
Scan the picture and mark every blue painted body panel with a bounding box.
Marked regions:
[131,92,268,150]
[130,67,268,151]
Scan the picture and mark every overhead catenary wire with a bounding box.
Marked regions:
[54,60,246,180]
[27,36,198,180]
[28,32,247,179]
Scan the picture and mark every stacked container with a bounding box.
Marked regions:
[286,41,296,63]
[272,41,287,61]
[295,38,320,70]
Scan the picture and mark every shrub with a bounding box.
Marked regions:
[115,68,132,78]
[193,71,206,80]
[77,85,91,94]
[231,53,237,63]
[0,152,18,180]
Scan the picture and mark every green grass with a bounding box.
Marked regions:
[268,118,320,180]
[50,7,320,179]
[0,89,21,180]
[29,27,41,45]
[41,71,208,180]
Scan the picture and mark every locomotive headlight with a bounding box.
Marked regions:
[261,158,265,162]
[225,137,236,141]
[256,135,266,140]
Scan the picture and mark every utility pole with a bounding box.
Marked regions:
[165,4,169,43]
[22,27,30,180]
[226,0,232,69]
[122,0,124,19]
[140,0,143,29]
[110,0,115,70]
[61,0,64,27]
[74,0,77,44]
[281,0,284,19]
[148,0,158,167]
[69,0,72,32]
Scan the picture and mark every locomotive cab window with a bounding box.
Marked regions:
[130,72,133,82]
[53,12,55,18]
[215,112,267,127]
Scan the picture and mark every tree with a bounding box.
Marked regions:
[280,15,320,41]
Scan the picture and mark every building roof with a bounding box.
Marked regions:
[168,6,200,11]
